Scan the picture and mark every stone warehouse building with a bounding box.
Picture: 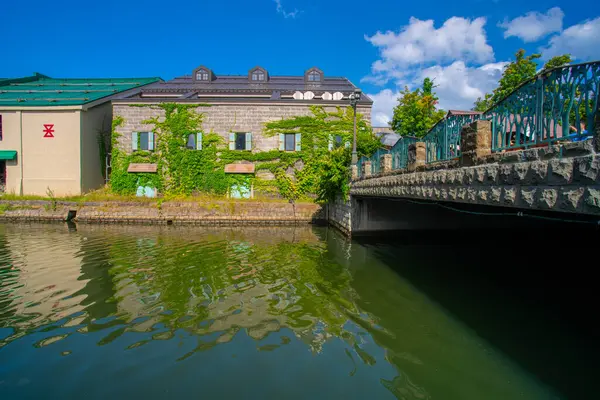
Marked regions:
[0,73,159,196]
[111,65,372,197]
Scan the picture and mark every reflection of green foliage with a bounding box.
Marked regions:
[106,229,355,346]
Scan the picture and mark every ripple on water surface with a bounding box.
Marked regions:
[0,223,566,399]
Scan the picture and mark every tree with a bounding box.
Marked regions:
[391,78,445,137]
[472,52,573,112]
[492,49,541,104]
[472,49,541,111]
[473,93,493,112]
[542,54,572,71]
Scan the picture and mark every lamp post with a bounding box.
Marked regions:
[349,88,362,165]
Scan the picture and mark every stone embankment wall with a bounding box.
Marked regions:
[351,121,600,216]
[326,195,352,236]
[0,200,324,225]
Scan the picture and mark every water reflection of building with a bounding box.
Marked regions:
[0,224,117,333]
[1,224,89,325]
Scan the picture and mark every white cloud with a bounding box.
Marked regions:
[416,61,507,110]
[499,7,564,42]
[365,16,494,75]
[274,0,299,19]
[542,16,600,60]
[367,61,507,124]
[364,15,502,124]
[367,89,400,126]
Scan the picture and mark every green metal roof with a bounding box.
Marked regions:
[0,74,160,107]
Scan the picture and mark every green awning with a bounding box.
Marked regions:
[0,150,17,160]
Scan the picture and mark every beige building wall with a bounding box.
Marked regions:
[0,110,22,194]
[21,110,82,196]
[81,103,112,192]
[0,109,82,196]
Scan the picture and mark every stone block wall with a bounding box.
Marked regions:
[326,195,352,236]
[0,200,324,225]
[351,141,600,215]
[113,103,372,154]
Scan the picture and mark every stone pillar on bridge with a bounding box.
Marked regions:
[461,120,492,167]
[594,102,600,153]
[381,154,392,174]
[363,161,372,177]
[407,142,426,172]
[351,165,358,180]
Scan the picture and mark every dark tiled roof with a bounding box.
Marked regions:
[448,110,482,116]
[131,73,372,104]
[375,131,401,147]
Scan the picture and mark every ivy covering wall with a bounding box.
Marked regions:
[109,103,381,202]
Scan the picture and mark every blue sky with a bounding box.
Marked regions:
[2,0,599,125]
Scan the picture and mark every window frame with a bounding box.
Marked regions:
[251,71,265,81]
[196,69,209,81]
[186,133,196,149]
[284,133,296,152]
[235,132,247,151]
[132,131,154,152]
[308,71,321,82]
[0,114,3,141]
[334,134,343,148]
[139,132,150,151]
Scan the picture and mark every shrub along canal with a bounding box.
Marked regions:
[0,223,596,399]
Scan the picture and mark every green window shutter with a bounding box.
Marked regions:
[245,132,252,151]
[279,133,285,151]
[132,132,138,151]
[328,134,333,151]
[148,132,155,151]
[196,132,203,150]
[295,133,301,151]
[229,132,236,150]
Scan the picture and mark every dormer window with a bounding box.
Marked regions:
[193,65,213,82]
[305,67,323,84]
[249,66,268,83]
[196,69,209,81]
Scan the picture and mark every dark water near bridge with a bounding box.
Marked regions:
[0,223,596,399]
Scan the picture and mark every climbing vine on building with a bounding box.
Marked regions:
[109,103,381,201]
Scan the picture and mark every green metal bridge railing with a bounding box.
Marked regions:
[356,61,600,178]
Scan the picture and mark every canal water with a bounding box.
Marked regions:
[0,223,596,399]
